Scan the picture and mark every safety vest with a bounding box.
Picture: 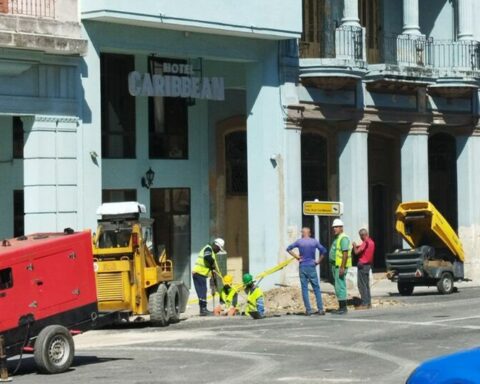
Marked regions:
[334,233,352,268]
[245,286,264,315]
[193,245,217,277]
[220,287,238,308]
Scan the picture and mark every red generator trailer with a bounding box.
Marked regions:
[0,230,100,376]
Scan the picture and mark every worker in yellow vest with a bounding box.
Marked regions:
[243,273,265,319]
[213,274,239,316]
[192,238,225,316]
[329,219,352,315]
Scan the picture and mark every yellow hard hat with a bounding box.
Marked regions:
[223,274,233,285]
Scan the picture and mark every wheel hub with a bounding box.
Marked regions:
[48,336,69,365]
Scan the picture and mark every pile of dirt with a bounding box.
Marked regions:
[264,286,402,314]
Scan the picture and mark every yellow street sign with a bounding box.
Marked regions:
[303,201,343,216]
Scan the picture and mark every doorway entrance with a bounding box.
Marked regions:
[216,117,248,283]
[150,188,191,287]
[301,132,329,277]
[428,133,458,230]
[368,132,401,269]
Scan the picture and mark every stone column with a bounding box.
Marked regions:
[400,123,429,201]
[457,0,474,41]
[456,131,480,281]
[341,0,361,27]
[402,0,421,35]
[338,121,369,238]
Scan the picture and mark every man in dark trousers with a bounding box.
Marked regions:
[353,229,375,310]
[287,227,327,315]
[192,238,225,316]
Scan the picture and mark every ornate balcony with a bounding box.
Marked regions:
[0,0,55,18]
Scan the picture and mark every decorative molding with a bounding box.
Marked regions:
[408,122,430,135]
[285,104,304,130]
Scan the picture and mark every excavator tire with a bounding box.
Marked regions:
[149,283,169,327]
[167,284,181,324]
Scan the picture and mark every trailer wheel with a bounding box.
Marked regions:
[34,325,74,374]
[149,283,169,326]
[398,282,414,296]
[167,284,181,324]
[437,273,454,294]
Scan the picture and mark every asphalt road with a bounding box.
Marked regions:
[8,286,480,384]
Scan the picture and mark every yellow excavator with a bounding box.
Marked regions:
[92,202,188,325]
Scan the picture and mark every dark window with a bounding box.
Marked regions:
[225,131,248,195]
[102,189,137,203]
[101,53,136,159]
[13,190,24,237]
[0,268,13,290]
[149,57,189,159]
[12,116,23,159]
[151,188,191,286]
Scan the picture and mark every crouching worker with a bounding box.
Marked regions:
[243,273,265,319]
[214,274,239,316]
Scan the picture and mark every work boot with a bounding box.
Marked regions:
[332,300,348,315]
[199,308,212,317]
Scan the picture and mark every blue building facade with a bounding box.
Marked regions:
[80,0,303,287]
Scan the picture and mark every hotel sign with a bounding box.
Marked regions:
[128,63,225,101]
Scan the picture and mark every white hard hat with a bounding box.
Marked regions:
[213,238,225,251]
[332,218,344,227]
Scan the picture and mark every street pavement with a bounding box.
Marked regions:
[8,285,480,384]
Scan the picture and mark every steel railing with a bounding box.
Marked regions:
[380,34,433,67]
[0,0,55,18]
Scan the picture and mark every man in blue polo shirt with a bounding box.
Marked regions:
[287,227,327,315]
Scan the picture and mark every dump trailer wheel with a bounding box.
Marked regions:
[149,283,169,326]
[167,284,181,324]
[398,282,414,296]
[34,325,75,374]
[437,273,454,294]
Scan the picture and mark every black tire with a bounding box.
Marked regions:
[437,273,454,294]
[167,284,181,324]
[398,282,414,296]
[149,283,169,326]
[34,325,74,374]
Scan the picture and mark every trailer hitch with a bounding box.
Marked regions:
[0,335,11,382]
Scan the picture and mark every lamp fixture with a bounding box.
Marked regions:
[141,167,155,189]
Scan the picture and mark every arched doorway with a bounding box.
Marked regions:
[429,133,458,230]
[216,117,248,283]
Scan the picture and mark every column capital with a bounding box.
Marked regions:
[354,120,370,133]
[285,105,304,131]
[408,122,430,135]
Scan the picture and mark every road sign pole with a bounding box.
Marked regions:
[314,199,321,283]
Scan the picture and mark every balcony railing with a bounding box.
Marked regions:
[0,0,55,18]
[430,40,480,71]
[335,25,364,61]
[380,34,480,71]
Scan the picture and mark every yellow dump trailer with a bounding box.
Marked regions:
[93,202,188,326]
[386,201,465,296]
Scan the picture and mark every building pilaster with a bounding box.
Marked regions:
[457,128,480,281]
[338,121,369,238]
[400,123,429,202]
